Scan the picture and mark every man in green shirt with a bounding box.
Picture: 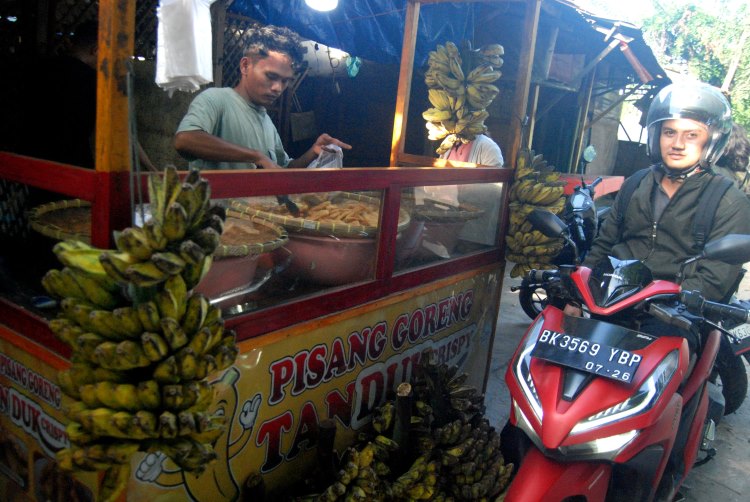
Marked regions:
[175,25,350,170]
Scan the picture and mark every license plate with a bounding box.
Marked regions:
[531,328,643,383]
[728,324,750,355]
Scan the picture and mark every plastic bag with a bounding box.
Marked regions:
[156,0,217,96]
[307,144,344,168]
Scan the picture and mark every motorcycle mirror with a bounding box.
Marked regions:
[582,145,597,163]
[702,234,750,264]
[529,208,568,238]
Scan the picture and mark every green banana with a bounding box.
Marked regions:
[181,293,210,335]
[136,301,162,332]
[126,260,170,288]
[151,251,186,275]
[137,380,162,409]
[141,331,170,362]
[162,202,189,241]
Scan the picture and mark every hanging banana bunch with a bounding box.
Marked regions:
[42,166,237,502]
[506,149,568,278]
[424,41,504,155]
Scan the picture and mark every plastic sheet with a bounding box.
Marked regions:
[156,0,217,96]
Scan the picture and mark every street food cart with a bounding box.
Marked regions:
[0,1,520,499]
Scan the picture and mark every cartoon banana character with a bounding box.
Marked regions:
[135,368,262,501]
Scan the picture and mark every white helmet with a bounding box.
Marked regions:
[646,82,732,167]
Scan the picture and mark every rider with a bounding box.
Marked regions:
[569,82,750,348]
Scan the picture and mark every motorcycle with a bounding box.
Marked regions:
[516,175,608,319]
[500,208,750,502]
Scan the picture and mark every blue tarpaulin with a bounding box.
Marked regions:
[228,1,476,66]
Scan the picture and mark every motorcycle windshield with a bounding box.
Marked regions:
[588,256,653,307]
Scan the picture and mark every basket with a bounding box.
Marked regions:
[228,192,411,238]
[28,199,92,243]
[214,211,289,259]
[404,196,484,223]
[196,213,288,301]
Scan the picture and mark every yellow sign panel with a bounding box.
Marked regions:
[0,268,501,501]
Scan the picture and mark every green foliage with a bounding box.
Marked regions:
[641,0,750,130]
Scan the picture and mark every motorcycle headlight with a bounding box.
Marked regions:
[513,315,545,423]
[570,350,679,435]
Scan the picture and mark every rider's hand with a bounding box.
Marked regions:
[564,303,583,317]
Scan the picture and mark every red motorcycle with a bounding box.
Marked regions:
[500,209,750,502]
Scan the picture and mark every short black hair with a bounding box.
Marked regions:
[243,24,305,70]
[716,122,750,172]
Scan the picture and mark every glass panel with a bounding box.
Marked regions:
[204,190,386,315]
[396,182,504,270]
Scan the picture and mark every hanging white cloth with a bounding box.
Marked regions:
[156,0,217,96]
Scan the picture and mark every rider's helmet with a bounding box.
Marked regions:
[646,82,732,168]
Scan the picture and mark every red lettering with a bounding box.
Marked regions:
[307,344,327,387]
[256,411,293,473]
[269,358,295,405]
[325,382,355,427]
[356,371,385,422]
[348,329,369,370]
[293,351,308,395]
[392,314,409,350]
[438,299,451,329]
[461,291,474,319]
[368,322,387,359]
[287,402,320,460]
[408,308,425,344]
[325,338,347,380]
[450,293,462,324]
[424,304,438,336]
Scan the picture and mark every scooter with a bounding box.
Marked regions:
[500,208,750,502]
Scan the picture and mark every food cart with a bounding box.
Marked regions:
[0,1,522,500]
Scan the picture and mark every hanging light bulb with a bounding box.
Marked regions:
[305,0,338,12]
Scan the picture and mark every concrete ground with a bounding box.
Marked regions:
[485,262,750,501]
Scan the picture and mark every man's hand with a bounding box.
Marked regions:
[254,156,283,170]
[312,133,352,156]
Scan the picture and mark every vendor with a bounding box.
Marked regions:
[443,134,505,250]
[174,24,351,170]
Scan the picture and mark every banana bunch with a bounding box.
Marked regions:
[289,357,513,501]
[41,167,236,502]
[506,149,567,277]
[424,41,504,154]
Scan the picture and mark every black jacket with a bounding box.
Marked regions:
[585,167,750,301]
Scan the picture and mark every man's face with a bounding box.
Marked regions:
[659,118,709,170]
[238,51,295,107]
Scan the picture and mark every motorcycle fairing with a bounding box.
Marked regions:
[571,266,681,316]
[508,306,690,451]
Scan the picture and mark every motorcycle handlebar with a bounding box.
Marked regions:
[527,268,560,283]
[681,290,750,324]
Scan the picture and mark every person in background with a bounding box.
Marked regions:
[443,134,505,251]
[174,24,350,170]
[569,82,750,350]
[712,122,750,195]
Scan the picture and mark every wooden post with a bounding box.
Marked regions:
[507,0,542,169]
[93,0,136,247]
[389,0,421,166]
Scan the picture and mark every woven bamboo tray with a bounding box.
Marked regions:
[28,199,92,243]
[219,211,288,258]
[229,192,411,238]
[403,196,484,223]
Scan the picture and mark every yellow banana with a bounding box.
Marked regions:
[49,318,85,346]
[153,355,181,384]
[159,411,178,439]
[151,251,186,275]
[138,380,161,409]
[141,331,170,362]
[126,260,170,288]
[143,219,168,252]
[114,226,154,261]
[112,383,141,411]
[136,301,162,332]
[111,306,144,338]
[177,347,199,380]
[99,251,139,284]
[162,202,189,241]
[115,340,151,369]
[88,309,126,340]
[179,239,206,265]
[66,267,121,309]
[181,293,209,335]
[449,56,465,81]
